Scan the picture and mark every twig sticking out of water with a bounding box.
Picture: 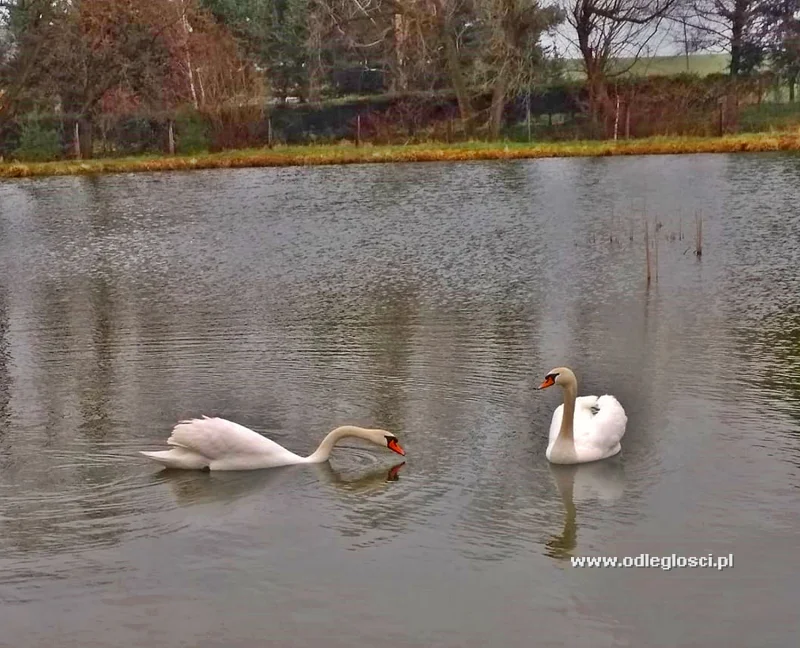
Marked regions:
[610,207,615,244]
[695,211,703,256]
[645,218,652,286]
[654,219,659,282]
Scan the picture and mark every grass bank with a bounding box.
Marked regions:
[2,132,800,179]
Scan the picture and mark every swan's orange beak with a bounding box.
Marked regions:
[537,375,556,390]
[387,438,405,456]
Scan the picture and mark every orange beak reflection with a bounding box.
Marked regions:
[538,375,556,390]
[387,438,406,456]
[387,462,405,481]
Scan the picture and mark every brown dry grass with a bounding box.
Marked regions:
[2,132,799,179]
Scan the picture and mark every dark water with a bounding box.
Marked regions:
[1,153,799,647]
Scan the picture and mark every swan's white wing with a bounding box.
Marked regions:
[167,416,300,462]
[577,395,627,454]
[572,397,602,431]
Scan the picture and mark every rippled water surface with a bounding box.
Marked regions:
[1,154,800,647]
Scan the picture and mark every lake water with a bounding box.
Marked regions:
[1,153,799,647]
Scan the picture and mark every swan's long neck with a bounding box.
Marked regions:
[558,382,577,443]
[305,426,372,463]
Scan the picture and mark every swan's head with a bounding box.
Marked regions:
[337,426,406,456]
[537,366,577,390]
[382,432,406,456]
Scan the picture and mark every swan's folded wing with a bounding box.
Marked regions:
[167,416,288,459]
[576,395,599,409]
[551,398,600,443]
[576,395,600,416]
[588,395,628,449]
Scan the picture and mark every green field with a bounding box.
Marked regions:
[563,53,731,79]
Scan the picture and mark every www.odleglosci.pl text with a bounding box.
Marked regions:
[570,554,734,571]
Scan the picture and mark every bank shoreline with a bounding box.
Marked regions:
[2,132,798,179]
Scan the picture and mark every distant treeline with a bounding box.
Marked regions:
[3,0,800,158]
[3,0,800,161]
[0,72,795,162]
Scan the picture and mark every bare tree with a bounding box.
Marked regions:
[430,0,476,126]
[563,0,677,132]
[702,0,764,75]
[474,0,562,137]
[288,0,441,101]
[671,0,778,76]
[768,0,800,97]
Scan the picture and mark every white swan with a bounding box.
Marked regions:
[140,416,406,471]
[537,367,627,464]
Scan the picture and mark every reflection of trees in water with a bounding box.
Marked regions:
[419,300,544,562]
[356,284,416,431]
[34,282,73,445]
[78,274,114,441]
[367,163,450,211]
[4,269,161,556]
[735,314,800,475]
[1,207,153,557]
[302,280,419,434]
[749,314,800,410]
[0,284,10,442]
[296,281,450,546]
[30,276,117,445]
[486,298,531,385]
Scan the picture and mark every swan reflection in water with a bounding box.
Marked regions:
[151,459,406,508]
[545,459,625,560]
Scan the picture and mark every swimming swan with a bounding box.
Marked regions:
[140,416,406,471]
[537,367,627,464]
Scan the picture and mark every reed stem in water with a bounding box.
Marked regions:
[645,219,652,285]
[654,219,659,282]
[695,212,703,256]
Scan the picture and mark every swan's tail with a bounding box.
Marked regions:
[139,448,210,470]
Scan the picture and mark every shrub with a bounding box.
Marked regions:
[14,119,62,161]
[175,111,210,154]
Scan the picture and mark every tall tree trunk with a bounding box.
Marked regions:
[391,13,408,93]
[578,33,611,137]
[438,10,473,135]
[584,59,611,137]
[729,0,748,77]
[488,67,508,139]
[306,0,324,103]
[179,0,199,109]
